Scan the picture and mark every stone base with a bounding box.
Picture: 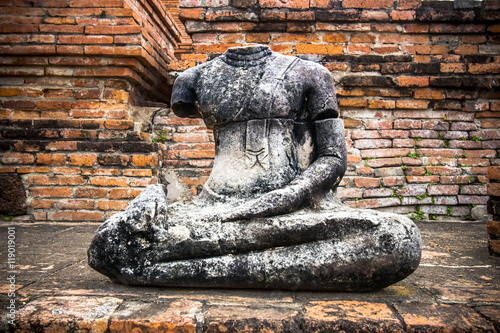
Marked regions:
[88,185,421,291]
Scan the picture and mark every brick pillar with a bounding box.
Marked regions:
[487,166,500,256]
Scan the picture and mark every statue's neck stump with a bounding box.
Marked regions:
[222,45,272,67]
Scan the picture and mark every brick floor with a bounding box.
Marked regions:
[0,222,499,332]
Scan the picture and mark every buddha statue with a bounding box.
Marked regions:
[88,45,421,291]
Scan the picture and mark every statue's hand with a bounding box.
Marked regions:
[213,188,299,222]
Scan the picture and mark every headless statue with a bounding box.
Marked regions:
[88,45,421,291]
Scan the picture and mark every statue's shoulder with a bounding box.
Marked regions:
[293,57,332,76]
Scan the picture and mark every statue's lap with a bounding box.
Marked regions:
[88,185,421,291]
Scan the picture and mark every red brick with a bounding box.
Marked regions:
[343,0,394,9]
[440,63,466,73]
[30,187,72,198]
[131,155,159,167]
[295,44,344,54]
[27,34,55,43]
[75,188,108,198]
[338,188,364,199]
[366,158,402,168]
[72,101,100,109]
[414,89,445,100]
[390,10,415,21]
[354,177,380,188]
[69,0,123,7]
[31,199,54,209]
[82,168,120,176]
[351,33,376,43]
[109,188,142,199]
[3,100,36,109]
[396,0,421,9]
[85,25,141,35]
[57,199,94,210]
[339,98,367,108]
[84,45,142,56]
[394,119,422,129]
[36,153,66,166]
[361,148,411,158]
[465,150,496,159]
[179,8,205,20]
[428,185,459,196]
[397,76,429,87]
[468,63,500,75]
[218,33,244,43]
[347,44,371,54]
[355,197,401,208]
[90,176,127,187]
[488,166,500,180]
[343,119,363,128]
[441,175,474,185]
[96,200,127,211]
[129,178,156,187]
[0,87,42,97]
[461,185,487,195]
[310,0,339,7]
[287,11,315,21]
[261,10,287,21]
[352,131,381,139]
[373,45,399,54]
[2,152,35,164]
[60,130,98,140]
[26,175,84,186]
[37,100,71,110]
[458,195,488,205]
[405,167,425,176]
[58,35,114,45]
[245,33,270,43]
[357,166,374,175]
[452,45,479,55]
[407,175,440,183]
[53,167,80,175]
[396,100,429,109]
[382,176,405,186]
[365,119,392,129]
[360,10,389,21]
[260,0,309,9]
[68,153,97,166]
[16,167,51,174]
[354,139,392,149]
[322,33,348,43]
[49,211,104,221]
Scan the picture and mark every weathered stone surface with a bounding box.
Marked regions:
[303,301,404,332]
[0,174,26,215]
[109,300,202,333]
[394,302,496,332]
[204,304,300,332]
[14,296,122,332]
[89,184,420,291]
[88,45,421,291]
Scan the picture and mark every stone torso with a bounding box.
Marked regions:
[171,45,339,200]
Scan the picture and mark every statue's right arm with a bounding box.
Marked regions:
[170,68,201,118]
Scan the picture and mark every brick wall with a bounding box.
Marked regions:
[159,0,500,222]
[0,0,184,222]
[1,0,499,223]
